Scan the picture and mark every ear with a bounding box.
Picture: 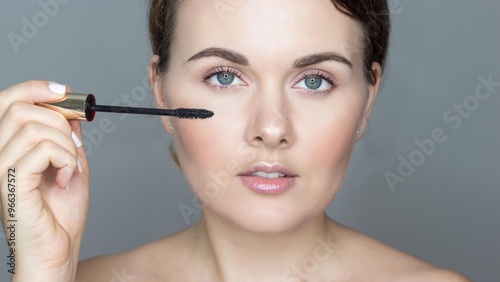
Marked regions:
[355,62,382,141]
[149,55,174,135]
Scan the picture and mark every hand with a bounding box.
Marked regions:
[0,81,90,281]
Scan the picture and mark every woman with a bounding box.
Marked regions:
[0,0,470,281]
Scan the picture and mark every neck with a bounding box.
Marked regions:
[193,211,338,281]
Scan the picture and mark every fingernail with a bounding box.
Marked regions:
[66,182,71,190]
[48,83,66,95]
[71,131,82,148]
[77,158,82,173]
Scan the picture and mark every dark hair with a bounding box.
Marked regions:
[331,1,391,84]
[148,0,390,85]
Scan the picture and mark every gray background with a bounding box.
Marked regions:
[1,1,499,281]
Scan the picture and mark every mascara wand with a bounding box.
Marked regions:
[36,93,214,121]
[89,105,214,120]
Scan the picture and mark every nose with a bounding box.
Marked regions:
[245,88,295,150]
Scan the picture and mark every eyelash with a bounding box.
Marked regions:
[201,67,337,94]
[292,69,337,95]
[201,66,245,90]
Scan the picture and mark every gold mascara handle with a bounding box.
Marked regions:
[36,93,96,121]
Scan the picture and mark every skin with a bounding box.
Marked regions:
[0,0,470,281]
[0,81,89,282]
[78,0,471,281]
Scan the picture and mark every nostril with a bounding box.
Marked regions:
[255,136,263,141]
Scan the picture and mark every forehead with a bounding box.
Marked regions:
[174,0,364,67]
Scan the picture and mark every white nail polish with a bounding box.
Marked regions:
[48,83,66,95]
[77,158,82,173]
[71,131,82,148]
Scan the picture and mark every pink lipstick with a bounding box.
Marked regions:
[238,163,298,195]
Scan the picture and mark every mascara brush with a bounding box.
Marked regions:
[36,93,214,121]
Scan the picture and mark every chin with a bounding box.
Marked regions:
[207,199,321,234]
[194,173,335,234]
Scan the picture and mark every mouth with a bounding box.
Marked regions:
[249,171,288,179]
[238,162,297,177]
[238,163,298,195]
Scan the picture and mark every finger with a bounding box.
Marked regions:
[0,139,77,228]
[0,80,67,116]
[14,139,78,192]
[0,121,78,174]
[0,101,72,150]
[69,120,89,175]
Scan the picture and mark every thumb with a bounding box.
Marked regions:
[1,81,68,107]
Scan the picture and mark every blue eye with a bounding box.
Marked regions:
[295,76,331,91]
[217,72,235,85]
[204,67,245,88]
[293,70,336,94]
[305,76,323,90]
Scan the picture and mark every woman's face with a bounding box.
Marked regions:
[154,0,380,233]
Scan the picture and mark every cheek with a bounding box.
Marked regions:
[309,122,354,165]
[173,99,245,168]
[163,71,249,197]
[173,123,219,202]
[164,73,219,164]
[310,120,355,189]
[303,121,354,182]
[173,116,242,198]
[295,92,364,191]
[176,124,215,167]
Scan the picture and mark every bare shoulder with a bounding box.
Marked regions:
[330,220,471,281]
[76,227,197,282]
[76,252,127,282]
[407,268,471,282]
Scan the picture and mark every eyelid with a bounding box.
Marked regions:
[291,69,337,87]
[201,66,247,83]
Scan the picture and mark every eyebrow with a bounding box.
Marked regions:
[293,52,352,69]
[187,47,249,66]
[186,47,352,69]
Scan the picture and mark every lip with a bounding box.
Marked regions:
[238,163,298,177]
[238,162,298,195]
